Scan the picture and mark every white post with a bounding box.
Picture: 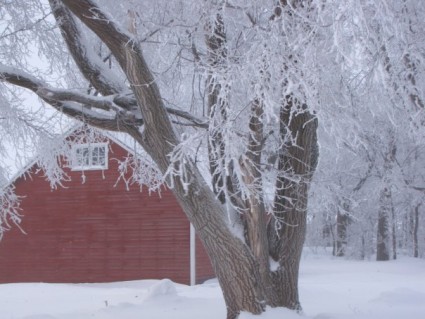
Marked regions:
[189,223,196,286]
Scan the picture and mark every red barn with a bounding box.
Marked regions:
[0,127,213,285]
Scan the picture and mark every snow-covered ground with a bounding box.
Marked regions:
[1,249,424,319]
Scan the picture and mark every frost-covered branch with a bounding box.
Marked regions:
[49,0,126,95]
[0,64,141,130]
[112,94,208,129]
[115,154,163,193]
[0,185,23,240]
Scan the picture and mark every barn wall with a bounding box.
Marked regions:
[196,235,215,284]
[0,139,214,285]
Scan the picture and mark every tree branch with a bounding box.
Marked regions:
[112,94,208,129]
[49,0,126,95]
[0,64,141,130]
[1,63,208,130]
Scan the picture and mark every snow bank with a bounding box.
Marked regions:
[144,279,177,300]
[1,253,424,318]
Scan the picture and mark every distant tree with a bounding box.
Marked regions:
[412,203,421,258]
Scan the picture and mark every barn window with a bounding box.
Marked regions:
[71,143,108,170]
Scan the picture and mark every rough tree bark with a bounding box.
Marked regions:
[268,95,319,310]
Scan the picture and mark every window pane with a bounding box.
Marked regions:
[91,146,106,166]
[98,146,106,165]
[75,147,89,166]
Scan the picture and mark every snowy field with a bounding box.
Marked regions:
[1,249,425,319]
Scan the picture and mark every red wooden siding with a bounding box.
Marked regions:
[0,137,213,284]
[196,236,214,283]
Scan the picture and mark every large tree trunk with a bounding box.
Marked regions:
[268,95,319,310]
[268,193,308,310]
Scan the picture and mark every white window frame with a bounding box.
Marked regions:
[71,143,109,171]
